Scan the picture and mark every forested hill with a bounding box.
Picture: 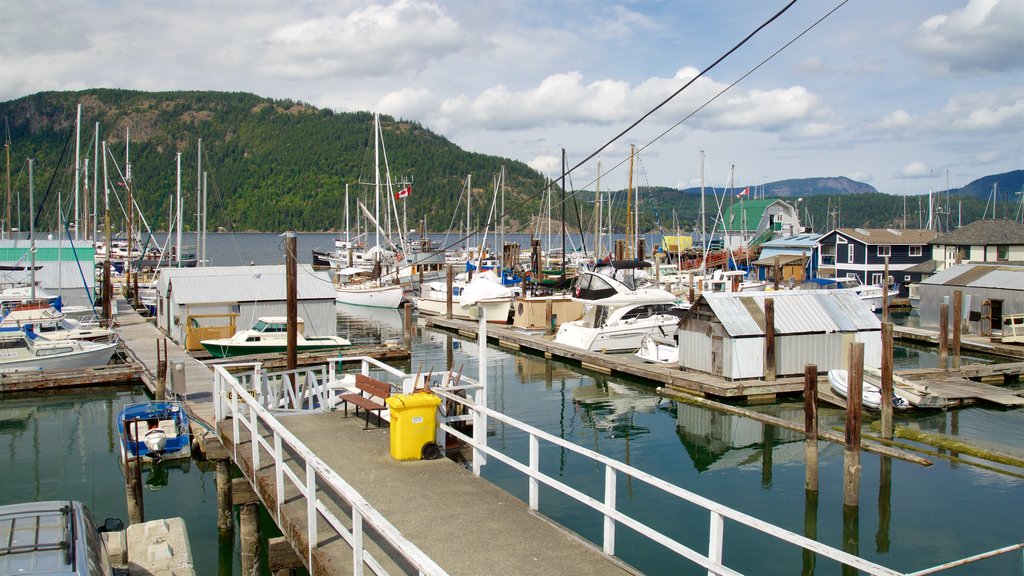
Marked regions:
[2,90,1019,234]
[0,89,548,232]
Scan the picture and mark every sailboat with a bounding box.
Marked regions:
[334,114,405,308]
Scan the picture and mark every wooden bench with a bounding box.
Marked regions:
[340,375,392,428]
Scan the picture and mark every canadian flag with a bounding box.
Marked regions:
[394,185,411,199]
[736,187,749,198]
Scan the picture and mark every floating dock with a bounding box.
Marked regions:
[422,316,1024,407]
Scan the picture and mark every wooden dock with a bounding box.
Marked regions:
[422,316,1024,408]
[893,324,1024,360]
[220,411,637,576]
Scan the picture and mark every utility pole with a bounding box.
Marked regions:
[284,231,297,372]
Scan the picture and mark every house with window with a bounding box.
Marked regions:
[816,228,936,296]
[930,219,1024,272]
[719,199,801,251]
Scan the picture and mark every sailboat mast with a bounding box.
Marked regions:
[373,113,381,249]
[700,149,707,271]
[561,149,566,276]
[345,183,350,243]
[92,123,99,242]
[28,159,35,300]
[196,138,202,261]
[176,151,182,266]
[74,104,81,240]
[466,174,472,252]
[594,158,602,260]
[626,145,634,260]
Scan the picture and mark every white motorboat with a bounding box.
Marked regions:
[414,270,514,323]
[1,306,115,341]
[827,369,910,411]
[555,261,685,353]
[635,332,679,364]
[200,316,351,358]
[0,330,118,373]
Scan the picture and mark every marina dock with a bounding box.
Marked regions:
[220,412,636,576]
[423,316,1024,407]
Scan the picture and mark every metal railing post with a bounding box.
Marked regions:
[603,466,617,555]
[306,461,317,570]
[473,308,488,476]
[529,435,539,510]
[352,510,365,576]
[275,432,284,522]
[708,511,724,576]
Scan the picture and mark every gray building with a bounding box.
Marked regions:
[917,264,1024,334]
[155,265,338,345]
[677,290,881,380]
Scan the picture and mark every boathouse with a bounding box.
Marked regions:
[154,264,338,345]
[719,199,801,251]
[676,290,881,380]
[0,239,96,304]
[750,233,822,285]
[916,263,1024,334]
[816,228,936,296]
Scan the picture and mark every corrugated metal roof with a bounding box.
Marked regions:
[761,233,822,248]
[158,265,335,304]
[921,263,1024,289]
[699,290,879,337]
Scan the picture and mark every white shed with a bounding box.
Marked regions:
[155,265,338,345]
[677,290,881,380]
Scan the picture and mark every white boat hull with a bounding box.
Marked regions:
[635,334,678,363]
[335,283,404,308]
[827,369,910,411]
[556,315,679,353]
[415,296,511,323]
[0,340,117,373]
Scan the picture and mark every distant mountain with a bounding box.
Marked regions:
[678,176,876,198]
[953,170,1024,200]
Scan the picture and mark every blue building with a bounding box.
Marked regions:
[816,228,936,296]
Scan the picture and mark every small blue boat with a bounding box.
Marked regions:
[117,401,192,463]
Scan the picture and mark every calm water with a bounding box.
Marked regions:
[2,233,1021,575]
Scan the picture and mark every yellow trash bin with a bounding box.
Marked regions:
[385,393,441,461]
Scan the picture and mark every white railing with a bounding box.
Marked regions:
[211,352,1023,576]
[212,360,448,576]
[431,314,1022,576]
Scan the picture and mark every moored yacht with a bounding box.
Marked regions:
[555,261,685,353]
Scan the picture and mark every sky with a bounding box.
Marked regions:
[2,0,1022,196]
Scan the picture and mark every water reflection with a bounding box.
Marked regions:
[573,380,660,438]
[674,404,811,473]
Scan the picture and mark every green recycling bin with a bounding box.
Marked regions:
[385,393,441,460]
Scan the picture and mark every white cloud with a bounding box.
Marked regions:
[258,0,465,79]
[527,155,560,176]
[377,87,434,120]
[900,161,932,179]
[907,0,1024,74]
[868,110,915,132]
[847,171,873,183]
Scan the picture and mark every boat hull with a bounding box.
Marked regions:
[556,315,679,353]
[335,284,405,308]
[118,401,192,463]
[415,296,511,323]
[0,340,117,373]
[202,340,349,359]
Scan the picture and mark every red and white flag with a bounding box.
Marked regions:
[736,187,749,198]
[394,185,411,199]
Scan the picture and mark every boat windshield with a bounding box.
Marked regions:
[251,320,286,333]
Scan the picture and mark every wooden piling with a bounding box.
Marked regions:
[952,290,963,369]
[545,298,554,335]
[880,322,894,440]
[446,265,454,319]
[240,503,260,576]
[876,457,892,553]
[125,421,144,525]
[216,459,233,535]
[688,272,695,305]
[804,363,819,492]
[844,342,864,508]
[939,302,949,368]
[155,339,166,401]
[268,536,302,575]
[764,298,776,381]
[882,256,890,322]
[403,302,413,349]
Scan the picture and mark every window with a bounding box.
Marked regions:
[871,273,883,285]
[821,244,836,265]
[877,245,891,258]
[997,245,1009,261]
[958,246,969,261]
[909,245,923,257]
[847,244,855,264]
